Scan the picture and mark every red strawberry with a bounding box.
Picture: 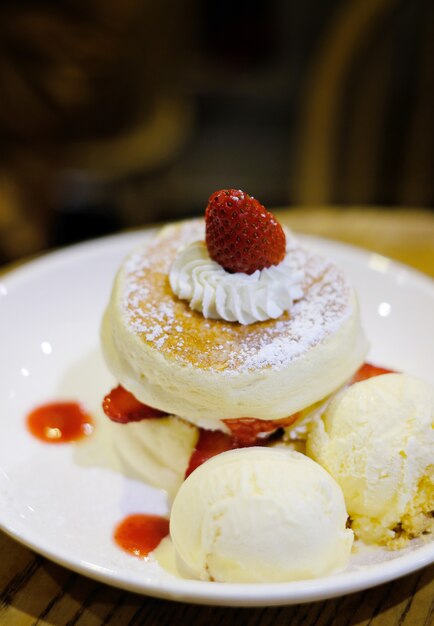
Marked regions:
[185,429,238,478]
[205,189,286,274]
[223,414,300,444]
[102,385,167,424]
[185,416,296,477]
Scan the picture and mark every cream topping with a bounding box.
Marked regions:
[169,235,304,325]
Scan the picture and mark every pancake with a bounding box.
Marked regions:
[101,220,368,430]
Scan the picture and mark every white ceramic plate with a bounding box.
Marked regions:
[0,231,433,607]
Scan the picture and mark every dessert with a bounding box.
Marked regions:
[100,188,433,581]
[307,373,434,546]
[170,447,353,583]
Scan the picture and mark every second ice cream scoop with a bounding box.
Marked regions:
[307,373,434,546]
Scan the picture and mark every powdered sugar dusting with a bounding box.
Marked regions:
[118,220,353,373]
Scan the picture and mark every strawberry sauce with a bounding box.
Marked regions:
[114,514,169,557]
[26,401,93,443]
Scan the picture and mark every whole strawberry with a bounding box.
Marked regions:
[205,189,286,274]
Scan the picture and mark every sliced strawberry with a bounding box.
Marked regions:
[185,429,239,478]
[350,363,395,384]
[223,414,300,445]
[205,189,286,274]
[102,385,167,424]
[185,416,298,477]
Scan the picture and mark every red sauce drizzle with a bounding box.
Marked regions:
[114,514,169,557]
[26,401,93,443]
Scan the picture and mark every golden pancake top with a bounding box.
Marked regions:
[118,220,352,373]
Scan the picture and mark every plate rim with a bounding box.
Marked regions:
[1,226,433,288]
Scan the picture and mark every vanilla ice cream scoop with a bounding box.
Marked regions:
[169,447,353,583]
[307,374,434,546]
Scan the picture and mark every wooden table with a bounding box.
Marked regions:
[1,207,433,626]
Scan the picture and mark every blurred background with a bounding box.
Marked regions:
[0,0,433,265]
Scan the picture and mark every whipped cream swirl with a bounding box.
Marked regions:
[169,237,304,325]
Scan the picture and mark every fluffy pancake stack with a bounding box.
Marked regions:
[101,190,368,493]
